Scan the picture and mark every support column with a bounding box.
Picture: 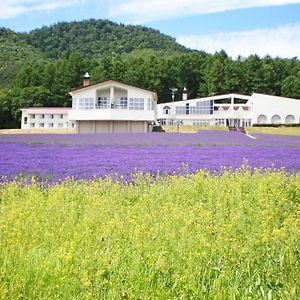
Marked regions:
[110,86,115,107]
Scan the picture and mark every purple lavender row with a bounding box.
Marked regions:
[0,131,299,147]
[1,143,299,183]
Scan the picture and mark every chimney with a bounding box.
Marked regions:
[83,72,90,87]
[182,87,188,101]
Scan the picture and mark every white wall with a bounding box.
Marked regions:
[251,93,300,124]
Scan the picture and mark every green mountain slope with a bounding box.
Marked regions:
[0,29,45,88]
[26,19,187,59]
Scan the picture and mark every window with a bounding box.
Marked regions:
[285,115,295,124]
[39,123,44,128]
[176,100,213,115]
[60,114,64,119]
[163,106,171,115]
[120,97,128,109]
[192,120,210,126]
[49,123,54,128]
[58,123,63,128]
[30,114,35,119]
[215,119,225,126]
[40,114,45,119]
[71,123,75,128]
[24,117,28,124]
[147,98,153,110]
[257,115,267,124]
[186,103,189,115]
[96,97,108,109]
[271,115,281,124]
[79,98,94,110]
[72,98,77,109]
[129,98,144,110]
[50,114,54,119]
[30,123,35,128]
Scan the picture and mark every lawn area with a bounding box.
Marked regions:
[162,125,227,133]
[247,126,300,136]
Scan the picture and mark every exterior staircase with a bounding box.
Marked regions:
[228,126,246,134]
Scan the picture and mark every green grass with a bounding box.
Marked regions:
[0,169,299,299]
[247,127,300,136]
[162,125,227,133]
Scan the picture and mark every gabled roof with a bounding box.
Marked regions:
[69,79,157,97]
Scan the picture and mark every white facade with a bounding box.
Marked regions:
[21,107,75,130]
[68,80,157,133]
[157,93,300,127]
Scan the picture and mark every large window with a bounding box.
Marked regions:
[96,97,109,109]
[176,100,213,115]
[120,97,128,109]
[24,117,28,124]
[129,98,144,110]
[147,98,153,111]
[79,98,94,110]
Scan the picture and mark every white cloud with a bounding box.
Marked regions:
[110,0,300,23]
[0,0,80,20]
[177,23,300,58]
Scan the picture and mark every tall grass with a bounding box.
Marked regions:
[0,169,299,299]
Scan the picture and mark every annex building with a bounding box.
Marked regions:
[21,107,75,130]
[157,92,300,127]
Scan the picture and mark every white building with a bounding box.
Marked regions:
[21,107,75,129]
[157,92,300,127]
[68,75,157,133]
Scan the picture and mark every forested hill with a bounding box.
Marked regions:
[26,19,187,59]
[0,19,187,88]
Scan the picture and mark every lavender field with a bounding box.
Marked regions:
[0,131,299,182]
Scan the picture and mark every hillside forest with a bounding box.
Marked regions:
[0,19,299,128]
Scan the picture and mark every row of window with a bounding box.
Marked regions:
[73,97,154,110]
[163,100,213,116]
[29,123,75,128]
[257,114,297,124]
[28,114,65,120]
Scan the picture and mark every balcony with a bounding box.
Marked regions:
[69,105,155,122]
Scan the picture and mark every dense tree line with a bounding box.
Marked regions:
[0,49,299,128]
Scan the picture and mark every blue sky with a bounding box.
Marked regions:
[1,0,300,58]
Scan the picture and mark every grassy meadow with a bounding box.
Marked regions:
[246,127,300,136]
[0,169,299,299]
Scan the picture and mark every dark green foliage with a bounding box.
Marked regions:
[25,19,187,59]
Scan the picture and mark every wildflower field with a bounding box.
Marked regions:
[0,131,300,299]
